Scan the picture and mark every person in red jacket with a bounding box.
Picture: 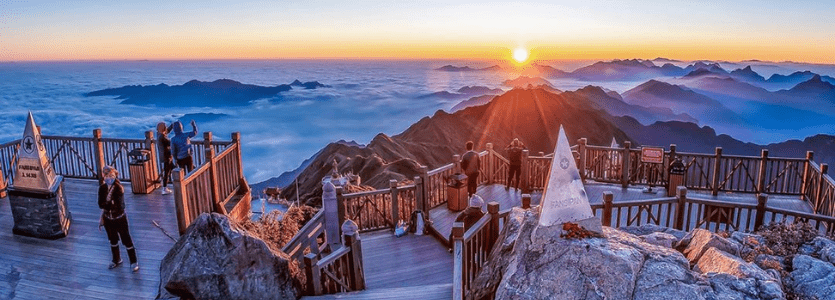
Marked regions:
[98,166,139,272]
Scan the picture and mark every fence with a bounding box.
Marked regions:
[338,180,418,232]
[171,132,248,234]
[452,202,510,300]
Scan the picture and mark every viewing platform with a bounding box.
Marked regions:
[0,128,833,299]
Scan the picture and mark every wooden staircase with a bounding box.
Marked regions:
[301,283,452,300]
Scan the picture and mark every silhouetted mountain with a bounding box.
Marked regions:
[456,86,504,95]
[682,62,727,75]
[652,57,683,63]
[177,113,228,124]
[611,116,835,167]
[729,66,766,82]
[435,65,503,72]
[781,75,835,95]
[449,95,496,112]
[682,68,719,78]
[622,80,746,129]
[279,87,632,205]
[502,76,552,88]
[85,79,328,107]
[568,85,697,124]
[775,76,835,113]
[290,80,329,89]
[417,91,468,100]
[766,71,835,85]
[521,63,572,78]
[570,59,685,81]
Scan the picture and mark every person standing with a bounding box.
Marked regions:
[98,166,139,272]
[156,122,174,195]
[505,138,527,191]
[170,120,198,173]
[460,141,480,197]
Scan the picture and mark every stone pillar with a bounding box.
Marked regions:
[322,181,342,250]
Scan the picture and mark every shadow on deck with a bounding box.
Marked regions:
[0,178,179,300]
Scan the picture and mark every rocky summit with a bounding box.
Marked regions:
[468,207,813,300]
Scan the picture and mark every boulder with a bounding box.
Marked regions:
[619,223,687,240]
[807,236,835,264]
[790,255,835,300]
[731,231,765,246]
[681,229,740,263]
[705,273,783,300]
[640,232,677,248]
[158,213,298,300]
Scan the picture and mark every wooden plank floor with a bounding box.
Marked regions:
[359,229,452,290]
[0,178,179,300]
[430,183,815,243]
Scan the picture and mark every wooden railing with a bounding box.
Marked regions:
[425,163,455,210]
[594,187,835,235]
[304,230,366,296]
[172,132,249,234]
[339,181,418,232]
[452,202,509,300]
[283,210,327,263]
[0,139,20,186]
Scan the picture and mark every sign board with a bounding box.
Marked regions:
[538,125,595,226]
[640,147,664,164]
[13,112,57,191]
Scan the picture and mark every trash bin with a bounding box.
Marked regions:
[667,157,686,196]
[447,173,468,211]
[128,148,159,194]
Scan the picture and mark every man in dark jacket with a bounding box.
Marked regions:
[170,120,198,173]
[98,166,139,272]
[460,141,480,197]
[505,138,527,191]
[156,122,174,195]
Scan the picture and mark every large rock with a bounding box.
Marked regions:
[790,255,835,300]
[619,223,687,241]
[640,232,677,248]
[470,208,711,300]
[158,213,298,300]
[681,229,740,263]
[695,247,783,299]
[804,236,835,264]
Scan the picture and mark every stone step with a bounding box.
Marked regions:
[301,283,452,300]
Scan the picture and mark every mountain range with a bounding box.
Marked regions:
[85,79,329,107]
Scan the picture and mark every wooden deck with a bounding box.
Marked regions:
[302,229,452,300]
[430,183,814,244]
[0,178,179,300]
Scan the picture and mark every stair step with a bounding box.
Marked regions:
[301,283,452,300]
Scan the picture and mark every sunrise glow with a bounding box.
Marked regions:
[513,48,529,64]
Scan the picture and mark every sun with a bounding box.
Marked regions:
[512,48,529,63]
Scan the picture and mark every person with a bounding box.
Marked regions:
[448,195,486,246]
[170,120,198,173]
[156,122,174,195]
[460,141,480,197]
[98,166,139,272]
[505,138,527,191]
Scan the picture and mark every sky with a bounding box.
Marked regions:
[2,0,834,63]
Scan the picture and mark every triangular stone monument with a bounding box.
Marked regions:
[8,112,70,239]
[537,125,602,234]
[14,111,57,191]
[610,137,619,148]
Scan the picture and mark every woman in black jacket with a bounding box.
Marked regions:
[98,166,139,272]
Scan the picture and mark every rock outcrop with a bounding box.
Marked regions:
[789,255,835,300]
[680,228,740,263]
[158,213,298,300]
[470,208,788,300]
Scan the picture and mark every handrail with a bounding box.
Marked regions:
[303,231,366,296]
[283,210,326,262]
[452,202,503,300]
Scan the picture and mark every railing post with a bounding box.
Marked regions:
[521,194,531,209]
[754,193,768,231]
[816,164,829,212]
[145,130,161,184]
[304,253,322,296]
[390,179,399,229]
[801,151,814,200]
[452,222,465,300]
[336,186,346,227]
[712,147,723,196]
[453,154,461,173]
[520,150,529,193]
[486,143,494,184]
[231,132,244,179]
[205,132,223,214]
[578,138,587,181]
[172,168,189,234]
[757,149,769,193]
[0,165,7,198]
[343,222,365,291]
[93,128,106,185]
[602,192,613,227]
[674,186,687,230]
[621,141,631,188]
[414,176,425,213]
[419,165,429,211]
[487,202,499,250]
